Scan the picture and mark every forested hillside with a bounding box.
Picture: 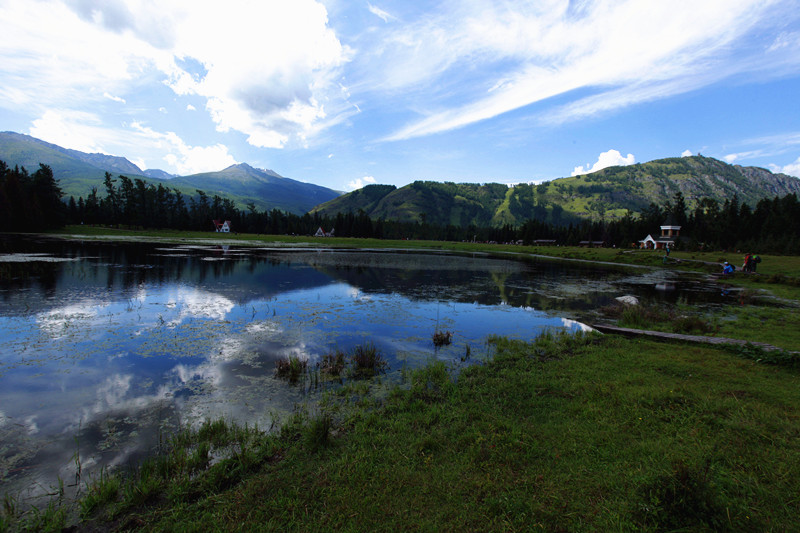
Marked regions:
[312,156,800,227]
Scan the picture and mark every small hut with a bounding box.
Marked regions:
[213,220,232,233]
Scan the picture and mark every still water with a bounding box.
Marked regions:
[0,237,722,499]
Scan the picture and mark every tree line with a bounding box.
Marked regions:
[2,161,799,253]
[0,162,65,231]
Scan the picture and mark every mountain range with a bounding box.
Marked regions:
[3,131,800,226]
[0,131,341,215]
[312,156,800,227]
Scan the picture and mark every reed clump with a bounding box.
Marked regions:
[321,349,346,376]
[274,355,308,383]
[349,342,388,378]
[432,330,453,347]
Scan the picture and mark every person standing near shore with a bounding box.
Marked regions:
[723,261,734,275]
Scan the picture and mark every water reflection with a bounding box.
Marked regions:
[0,236,724,501]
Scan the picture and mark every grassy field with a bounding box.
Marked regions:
[3,228,799,531]
[13,334,796,532]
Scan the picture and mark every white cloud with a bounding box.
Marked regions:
[163,0,352,148]
[130,122,237,175]
[103,92,126,104]
[681,150,693,157]
[572,150,635,176]
[0,0,352,150]
[28,108,235,174]
[186,104,196,111]
[367,3,397,23]
[30,110,109,153]
[375,0,797,140]
[347,175,377,190]
[777,156,800,178]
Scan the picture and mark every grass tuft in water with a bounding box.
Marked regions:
[274,355,308,383]
[349,342,388,378]
[432,330,453,346]
[321,349,346,376]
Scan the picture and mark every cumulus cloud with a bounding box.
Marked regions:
[1,0,352,150]
[681,149,693,157]
[160,0,352,148]
[347,175,377,190]
[572,150,635,176]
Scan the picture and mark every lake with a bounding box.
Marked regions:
[0,236,724,501]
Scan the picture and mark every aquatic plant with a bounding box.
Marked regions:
[321,349,346,376]
[432,330,453,347]
[349,342,388,378]
[274,355,308,383]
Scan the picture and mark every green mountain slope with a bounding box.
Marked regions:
[0,132,341,214]
[172,163,340,214]
[312,156,800,226]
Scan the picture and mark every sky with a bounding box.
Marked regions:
[2,0,800,192]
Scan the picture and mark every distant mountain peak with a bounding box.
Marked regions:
[0,131,340,214]
[228,162,283,178]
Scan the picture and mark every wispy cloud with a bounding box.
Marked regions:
[724,132,800,162]
[367,3,397,23]
[373,0,798,141]
[103,92,126,104]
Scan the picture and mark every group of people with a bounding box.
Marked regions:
[742,253,761,273]
[722,253,761,275]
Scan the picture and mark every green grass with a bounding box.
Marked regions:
[11,332,787,532]
[714,305,800,352]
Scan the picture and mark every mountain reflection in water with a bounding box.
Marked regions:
[0,237,721,500]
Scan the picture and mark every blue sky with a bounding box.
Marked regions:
[2,0,800,191]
